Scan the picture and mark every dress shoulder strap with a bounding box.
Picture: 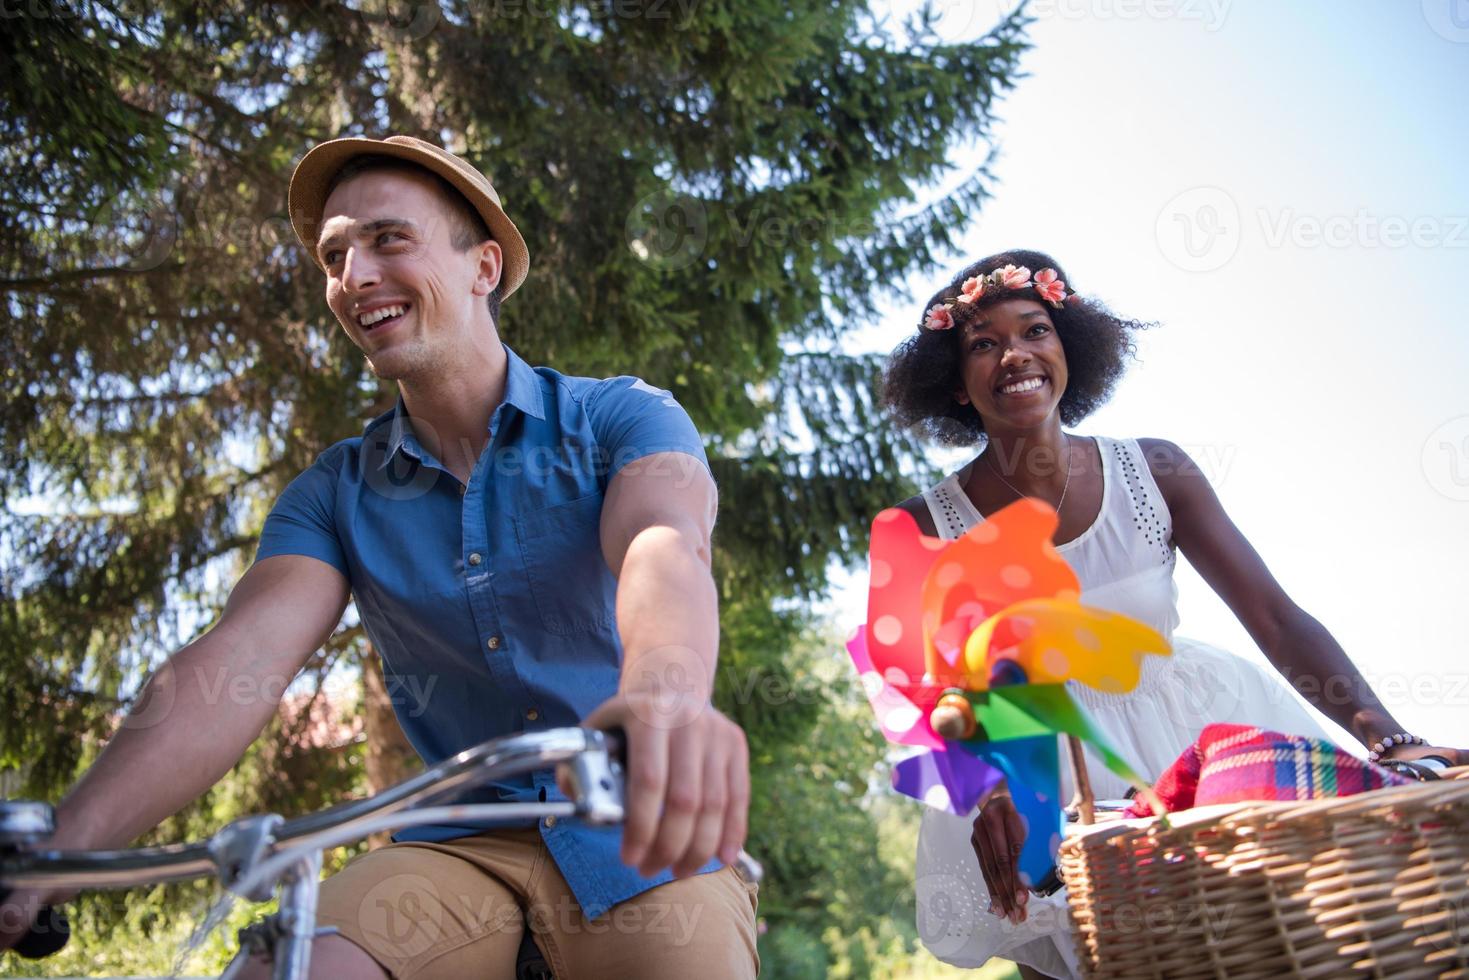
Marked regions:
[921,471,979,541]
[1099,436,1174,566]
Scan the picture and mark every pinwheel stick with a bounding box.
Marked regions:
[1066,734,1096,826]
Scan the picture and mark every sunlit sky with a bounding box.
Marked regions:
[828,0,1469,749]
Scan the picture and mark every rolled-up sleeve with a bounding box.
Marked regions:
[585,376,709,479]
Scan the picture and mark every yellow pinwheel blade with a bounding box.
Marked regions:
[962,597,1171,693]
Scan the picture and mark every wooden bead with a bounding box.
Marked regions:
[930,693,976,741]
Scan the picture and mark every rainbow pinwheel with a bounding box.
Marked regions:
[847,498,1172,884]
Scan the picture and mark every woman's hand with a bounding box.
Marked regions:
[971,791,1030,924]
[1380,742,1469,768]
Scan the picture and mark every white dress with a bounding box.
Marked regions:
[913,436,1331,979]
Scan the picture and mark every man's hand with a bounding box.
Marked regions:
[971,791,1029,924]
[0,886,70,955]
[578,687,749,879]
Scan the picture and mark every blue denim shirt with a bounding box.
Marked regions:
[255,345,714,919]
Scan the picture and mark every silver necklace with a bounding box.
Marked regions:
[983,435,1074,514]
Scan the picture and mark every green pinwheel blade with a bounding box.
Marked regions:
[969,691,1052,741]
[987,684,1153,792]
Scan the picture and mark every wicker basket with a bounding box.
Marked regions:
[1058,768,1469,979]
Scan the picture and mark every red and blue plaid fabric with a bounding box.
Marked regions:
[1124,723,1413,818]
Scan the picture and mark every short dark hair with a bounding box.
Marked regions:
[326,155,502,324]
[882,249,1149,446]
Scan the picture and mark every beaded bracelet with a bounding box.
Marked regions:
[1367,732,1426,762]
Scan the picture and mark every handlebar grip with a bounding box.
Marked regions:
[0,889,70,959]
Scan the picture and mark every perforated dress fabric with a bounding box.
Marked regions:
[913,436,1331,979]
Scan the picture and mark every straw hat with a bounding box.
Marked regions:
[288,135,529,298]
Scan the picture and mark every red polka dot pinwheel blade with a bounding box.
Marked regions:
[845,627,945,749]
[865,508,949,686]
[920,499,1080,688]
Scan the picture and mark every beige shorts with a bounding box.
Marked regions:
[314,827,760,979]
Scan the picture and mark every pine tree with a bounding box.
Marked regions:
[2,1,1028,972]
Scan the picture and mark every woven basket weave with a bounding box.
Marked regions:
[1058,768,1469,979]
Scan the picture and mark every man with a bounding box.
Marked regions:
[2,136,757,978]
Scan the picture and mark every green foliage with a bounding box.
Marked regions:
[3,0,1029,972]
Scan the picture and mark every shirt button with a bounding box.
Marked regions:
[526,708,539,721]
[544,816,557,829]
[486,636,501,650]
[468,552,482,566]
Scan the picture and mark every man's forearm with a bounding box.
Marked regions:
[613,525,719,704]
[52,629,287,851]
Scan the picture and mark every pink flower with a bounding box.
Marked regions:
[924,304,955,331]
[1033,267,1067,306]
[958,276,986,304]
[997,264,1032,290]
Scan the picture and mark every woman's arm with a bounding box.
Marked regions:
[1137,438,1450,758]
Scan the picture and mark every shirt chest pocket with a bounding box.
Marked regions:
[513,492,617,636]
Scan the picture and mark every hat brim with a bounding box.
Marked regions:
[288,137,529,300]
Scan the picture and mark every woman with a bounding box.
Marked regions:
[882,249,1465,979]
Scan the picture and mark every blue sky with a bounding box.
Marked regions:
[837,0,1469,748]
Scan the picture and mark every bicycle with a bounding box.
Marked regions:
[1,726,761,979]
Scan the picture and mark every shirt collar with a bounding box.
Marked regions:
[374,344,546,470]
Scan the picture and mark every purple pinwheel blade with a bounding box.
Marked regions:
[893,748,1006,815]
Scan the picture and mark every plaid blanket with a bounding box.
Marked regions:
[1124,723,1412,818]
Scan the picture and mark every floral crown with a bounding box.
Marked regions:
[922,264,1072,332]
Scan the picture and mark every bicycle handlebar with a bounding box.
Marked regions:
[1,727,622,893]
